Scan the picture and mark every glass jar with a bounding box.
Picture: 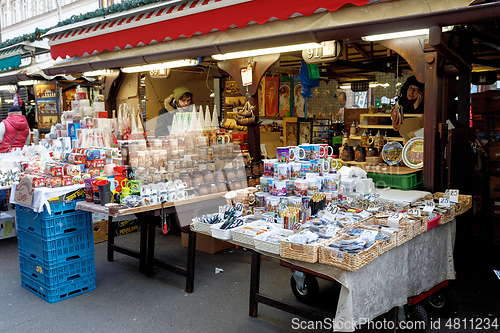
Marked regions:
[235,166,246,180]
[252,162,262,176]
[215,169,226,183]
[217,181,227,193]
[225,168,236,182]
[245,165,252,178]
[209,182,218,194]
[206,161,215,172]
[198,184,209,196]
[233,180,242,190]
[193,171,204,187]
[180,172,192,188]
[247,176,256,188]
[203,170,215,184]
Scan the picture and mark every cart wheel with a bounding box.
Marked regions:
[290,274,319,304]
[401,304,428,332]
[424,287,457,318]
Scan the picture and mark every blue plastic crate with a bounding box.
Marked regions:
[20,271,96,304]
[19,252,95,286]
[15,199,85,220]
[17,229,94,268]
[16,208,91,240]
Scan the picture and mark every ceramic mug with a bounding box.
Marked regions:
[289,146,306,161]
[276,163,291,181]
[320,144,334,158]
[176,189,189,200]
[273,180,287,197]
[265,196,280,213]
[290,162,302,180]
[276,147,291,163]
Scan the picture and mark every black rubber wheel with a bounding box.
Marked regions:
[423,286,458,318]
[290,274,319,304]
[401,304,428,332]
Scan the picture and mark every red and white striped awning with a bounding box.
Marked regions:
[46,0,372,60]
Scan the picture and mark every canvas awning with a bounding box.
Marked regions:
[0,58,76,83]
[45,0,374,60]
[0,45,28,71]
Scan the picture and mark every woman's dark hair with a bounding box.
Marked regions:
[179,92,193,100]
[399,75,424,103]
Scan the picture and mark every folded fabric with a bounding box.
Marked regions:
[338,165,355,178]
[351,166,367,179]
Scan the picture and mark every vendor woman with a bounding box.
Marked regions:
[155,86,194,137]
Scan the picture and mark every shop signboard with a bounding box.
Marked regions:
[302,40,343,64]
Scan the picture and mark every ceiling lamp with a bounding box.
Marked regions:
[121,59,200,74]
[83,69,118,77]
[211,42,323,61]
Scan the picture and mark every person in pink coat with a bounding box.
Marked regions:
[0,106,30,153]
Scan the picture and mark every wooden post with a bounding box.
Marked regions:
[217,54,280,162]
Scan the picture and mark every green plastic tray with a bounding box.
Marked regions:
[367,170,423,190]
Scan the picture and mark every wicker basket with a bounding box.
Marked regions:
[210,222,233,240]
[280,235,333,263]
[433,192,472,216]
[230,221,269,247]
[346,221,396,255]
[318,235,380,272]
[409,216,428,237]
[254,229,294,255]
[191,219,214,234]
[420,194,456,225]
[356,216,409,249]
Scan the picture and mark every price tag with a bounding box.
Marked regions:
[358,210,372,218]
[407,208,421,217]
[235,203,244,216]
[449,189,459,203]
[218,206,225,219]
[15,178,34,206]
[439,197,450,207]
[266,216,275,224]
[293,222,302,233]
[387,213,402,228]
[370,193,380,201]
[423,200,435,213]
[359,229,378,242]
[325,225,340,237]
[326,203,339,215]
[241,67,253,86]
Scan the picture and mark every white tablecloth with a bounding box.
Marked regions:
[9,183,85,215]
[257,220,456,332]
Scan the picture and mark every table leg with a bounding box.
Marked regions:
[186,230,197,293]
[249,250,261,317]
[139,216,149,274]
[107,216,114,262]
[146,217,157,277]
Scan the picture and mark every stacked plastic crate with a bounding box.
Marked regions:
[16,200,95,303]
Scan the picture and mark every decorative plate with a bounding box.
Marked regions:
[381,141,403,165]
[402,137,424,169]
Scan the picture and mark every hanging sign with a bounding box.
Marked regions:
[302,40,343,64]
[241,67,253,86]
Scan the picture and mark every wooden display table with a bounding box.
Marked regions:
[77,192,226,293]
[339,160,422,174]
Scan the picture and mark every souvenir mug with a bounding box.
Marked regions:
[255,192,268,207]
[276,163,291,181]
[319,144,334,158]
[300,161,312,177]
[294,179,308,197]
[263,159,276,177]
[273,180,287,197]
[265,196,280,213]
[289,146,306,161]
[276,147,291,163]
[290,162,302,179]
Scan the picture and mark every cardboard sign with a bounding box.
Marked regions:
[15,178,34,206]
[407,208,421,217]
[439,197,450,207]
[241,68,253,86]
[387,213,402,228]
[423,200,435,213]
[449,189,459,203]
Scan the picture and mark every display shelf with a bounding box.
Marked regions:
[349,135,404,142]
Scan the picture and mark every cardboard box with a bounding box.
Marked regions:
[181,232,233,254]
[0,213,16,240]
[491,176,500,200]
[93,219,108,244]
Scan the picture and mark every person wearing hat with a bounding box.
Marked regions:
[155,86,193,138]
[398,75,425,114]
[0,106,30,153]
